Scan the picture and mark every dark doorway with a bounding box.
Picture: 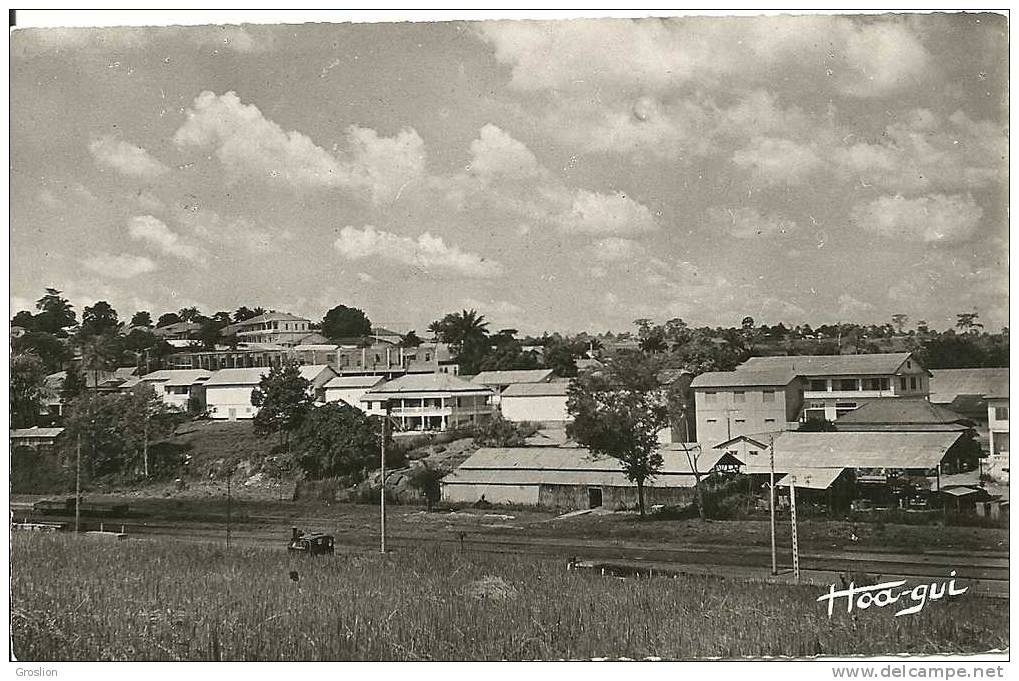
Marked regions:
[588,487,603,508]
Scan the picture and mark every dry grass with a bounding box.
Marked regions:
[11,534,1008,661]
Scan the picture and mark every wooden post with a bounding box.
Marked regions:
[75,432,81,534]
[769,435,777,576]
[380,401,388,554]
[790,477,800,583]
[226,474,232,549]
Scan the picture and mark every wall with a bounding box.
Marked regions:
[324,386,373,411]
[538,484,695,511]
[442,483,539,505]
[695,383,794,446]
[500,395,569,423]
[206,385,258,420]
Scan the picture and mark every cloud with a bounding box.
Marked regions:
[851,194,983,243]
[590,237,645,262]
[128,215,206,263]
[467,124,540,180]
[334,225,504,278]
[173,91,425,204]
[706,207,796,239]
[81,253,157,279]
[837,293,875,319]
[832,109,1008,193]
[558,190,658,235]
[12,25,270,58]
[461,297,525,318]
[732,137,824,186]
[176,205,288,254]
[89,135,169,180]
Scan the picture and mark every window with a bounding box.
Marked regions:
[803,408,826,421]
[910,377,918,390]
[995,407,1009,420]
[900,377,908,391]
[764,418,776,423]
[706,418,718,423]
[866,377,890,391]
[733,391,746,403]
[735,419,746,424]
[838,378,858,391]
[704,391,716,402]
[810,379,827,391]
[748,450,759,457]
[763,390,775,403]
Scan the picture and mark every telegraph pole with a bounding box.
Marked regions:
[769,435,777,576]
[380,401,389,554]
[74,432,81,534]
[790,475,800,583]
[226,474,232,549]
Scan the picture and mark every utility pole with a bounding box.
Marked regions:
[380,401,389,554]
[75,432,81,534]
[790,475,800,583]
[769,435,777,576]
[226,474,232,549]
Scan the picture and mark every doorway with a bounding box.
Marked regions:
[588,487,603,509]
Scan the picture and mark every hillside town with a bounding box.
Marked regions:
[10,291,1009,520]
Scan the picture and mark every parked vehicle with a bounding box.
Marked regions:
[287,527,335,555]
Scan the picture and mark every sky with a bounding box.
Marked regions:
[9,12,1009,336]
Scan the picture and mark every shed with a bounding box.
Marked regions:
[499,380,571,425]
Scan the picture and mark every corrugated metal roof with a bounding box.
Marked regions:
[738,352,916,377]
[744,431,961,472]
[204,365,331,387]
[929,368,1009,402]
[324,375,386,389]
[471,369,554,386]
[443,468,699,488]
[456,446,734,478]
[11,427,64,439]
[502,381,571,397]
[775,467,845,490]
[691,369,797,388]
[140,369,213,386]
[364,372,494,398]
[835,398,971,425]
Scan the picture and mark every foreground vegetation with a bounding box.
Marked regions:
[11,534,1007,661]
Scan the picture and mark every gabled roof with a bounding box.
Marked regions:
[152,321,202,336]
[139,369,213,386]
[738,352,920,377]
[444,446,737,488]
[711,434,774,450]
[363,372,494,399]
[929,368,1009,403]
[471,369,555,386]
[776,467,846,490]
[743,431,963,473]
[324,375,387,389]
[691,369,797,389]
[204,365,332,387]
[502,381,570,397]
[835,398,972,425]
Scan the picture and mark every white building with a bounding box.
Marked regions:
[136,369,213,411]
[987,388,1009,483]
[361,373,495,432]
[471,369,554,404]
[204,365,337,420]
[228,312,312,346]
[499,380,570,426]
[323,375,386,411]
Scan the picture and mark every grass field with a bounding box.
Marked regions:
[10,534,1008,661]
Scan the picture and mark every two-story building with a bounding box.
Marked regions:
[361,373,495,432]
[690,369,802,447]
[987,386,1009,483]
[227,312,312,346]
[136,369,213,411]
[204,364,336,420]
[738,352,930,422]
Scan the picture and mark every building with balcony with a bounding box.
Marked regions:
[929,367,1008,457]
[738,352,930,422]
[691,369,802,447]
[226,312,312,346]
[361,373,495,432]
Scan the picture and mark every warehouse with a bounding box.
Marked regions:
[442,445,742,510]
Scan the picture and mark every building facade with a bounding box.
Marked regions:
[499,380,571,426]
[361,373,494,432]
[691,369,802,447]
[204,365,336,420]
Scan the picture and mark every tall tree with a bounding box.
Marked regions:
[250,362,315,449]
[428,309,490,373]
[400,330,424,348]
[233,306,258,323]
[130,310,153,328]
[177,306,203,323]
[566,353,669,516]
[12,310,36,330]
[80,332,123,392]
[956,312,984,334]
[12,331,72,373]
[11,353,49,428]
[34,288,76,336]
[80,301,119,339]
[321,305,372,340]
[156,312,181,328]
[289,402,382,480]
[891,314,908,334]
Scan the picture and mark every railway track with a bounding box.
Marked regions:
[17,509,1009,598]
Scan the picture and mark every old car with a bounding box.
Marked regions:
[287,527,335,555]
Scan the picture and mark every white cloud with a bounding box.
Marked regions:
[89,135,169,180]
[467,124,540,180]
[177,204,290,254]
[558,190,658,235]
[590,237,645,262]
[173,91,425,204]
[732,137,823,186]
[462,297,525,318]
[706,207,796,239]
[851,194,983,243]
[13,25,270,57]
[334,225,504,278]
[128,215,206,263]
[82,253,157,279]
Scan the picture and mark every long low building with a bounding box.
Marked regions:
[442,445,741,510]
[498,380,571,426]
[204,365,337,420]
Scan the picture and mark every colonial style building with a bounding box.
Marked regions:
[361,373,494,432]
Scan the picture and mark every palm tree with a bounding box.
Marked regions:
[80,332,121,395]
